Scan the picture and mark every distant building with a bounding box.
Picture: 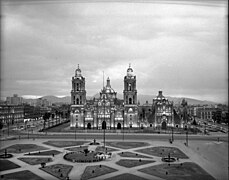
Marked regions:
[0,105,24,125]
[196,106,215,121]
[36,98,50,107]
[6,94,23,105]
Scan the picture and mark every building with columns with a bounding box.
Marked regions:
[70,64,181,129]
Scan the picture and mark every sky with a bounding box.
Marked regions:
[1,0,228,104]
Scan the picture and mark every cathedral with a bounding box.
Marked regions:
[70,65,182,129]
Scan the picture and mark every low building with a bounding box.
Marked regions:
[6,94,23,105]
[0,105,24,125]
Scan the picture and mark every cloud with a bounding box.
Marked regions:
[1,1,227,103]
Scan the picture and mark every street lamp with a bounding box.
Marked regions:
[122,110,124,141]
[103,95,106,152]
[186,130,188,146]
[171,126,174,142]
[75,121,77,140]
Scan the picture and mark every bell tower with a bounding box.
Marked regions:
[70,64,86,128]
[123,64,138,128]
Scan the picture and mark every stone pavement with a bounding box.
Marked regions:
[0,137,228,180]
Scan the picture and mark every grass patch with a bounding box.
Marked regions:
[0,144,48,154]
[64,151,101,163]
[118,152,152,159]
[95,146,118,152]
[43,140,89,148]
[81,165,117,180]
[65,146,88,151]
[0,160,20,171]
[106,142,149,149]
[136,146,189,159]
[105,173,148,180]
[40,164,72,180]
[138,162,216,180]
[0,170,44,180]
[18,157,52,165]
[24,150,61,156]
[116,159,155,168]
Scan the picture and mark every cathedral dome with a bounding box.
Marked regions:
[105,77,115,93]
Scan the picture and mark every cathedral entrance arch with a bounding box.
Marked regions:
[117,123,121,129]
[162,121,167,130]
[102,121,106,129]
[87,123,91,129]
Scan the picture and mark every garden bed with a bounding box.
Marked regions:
[138,162,216,180]
[118,152,152,159]
[95,146,118,152]
[0,144,48,154]
[24,150,61,156]
[116,159,155,168]
[81,165,117,180]
[43,140,88,147]
[136,146,189,159]
[40,164,72,180]
[0,170,44,180]
[106,142,149,149]
[105,173,148,180]
[0,160,20,171]
[18,157,52,165]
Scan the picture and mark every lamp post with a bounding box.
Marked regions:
[103,95,106,152]
[186,130,188,146]
[122,109,124,141]
[171,126,174,142]
[75,121,77,140]
[7,106,10,136]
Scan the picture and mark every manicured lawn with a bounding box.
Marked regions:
[136,146,189,159]
[116,159,155,168]
[106,142,149,149]
[95,146,118,152]
[0,160,20,171]
[118,152,152,159]
[138,162,216,180]
[24,150,61,156]
[0,144,48,154]
[40,164,73,180]
[64,151,100,163]
[43,140,89,147]
[0,170,44,180]
[105,173,148,180]
[18,157,52,165]
[65,146,88,151]
[81,165,117,180]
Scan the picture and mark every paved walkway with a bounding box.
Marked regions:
[0,138,228,180]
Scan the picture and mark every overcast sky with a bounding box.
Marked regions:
[1,0,228,103]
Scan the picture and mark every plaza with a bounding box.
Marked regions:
[0,132,228,180]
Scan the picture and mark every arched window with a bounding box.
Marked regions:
[76,98,79,105]
[129,98,132,104]
[80,96,82,104]
[76,83,80,91]
[128,83,132,91]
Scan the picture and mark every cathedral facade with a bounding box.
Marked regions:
[70,64,138,129]
[70,65,182,129]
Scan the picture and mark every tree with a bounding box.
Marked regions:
[191,118,197,126]
[43,112,51,130]
[0,120,3,130]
